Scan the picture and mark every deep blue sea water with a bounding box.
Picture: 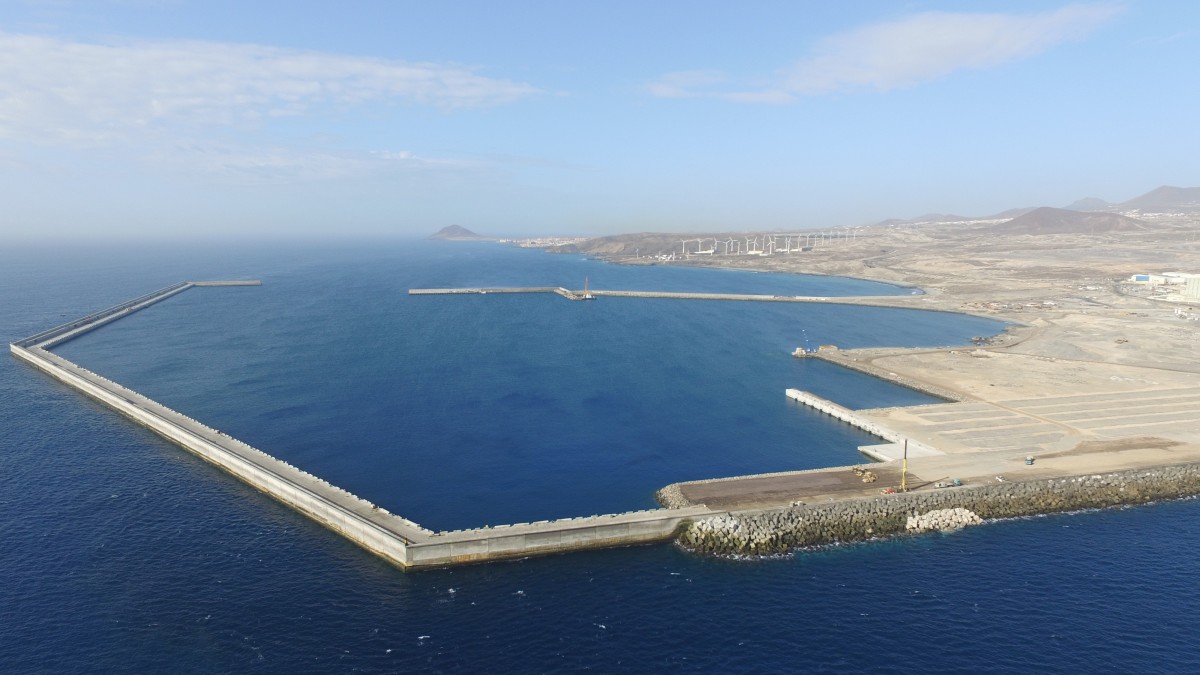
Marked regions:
[4,240,1200,672]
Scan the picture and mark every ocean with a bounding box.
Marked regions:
[3,240,1198,672]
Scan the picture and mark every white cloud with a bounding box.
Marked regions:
[647,4,1122,102]
[0,32,541,143]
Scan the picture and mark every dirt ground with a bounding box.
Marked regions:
[602,216,1200,507]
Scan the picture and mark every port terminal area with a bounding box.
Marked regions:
[13,282,1200,569]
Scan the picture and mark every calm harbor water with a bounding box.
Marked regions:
[3,240,1199,672]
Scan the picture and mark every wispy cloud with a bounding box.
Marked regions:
[647,4,1122,102]
[645,70,730,99]
[142,142,481,185]
[0,32,541,143]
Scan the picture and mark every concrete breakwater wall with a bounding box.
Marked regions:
[19,330,711,567]
[408,287,585,300]
[13,281,721,569]
[17,280,261,350]
[16,282,192,349]
[678,463,1200,556]
[12,344,429,568]
[406,506,713,567]
[412,287,863,304]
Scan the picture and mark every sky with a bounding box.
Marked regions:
[2,0,1198,240]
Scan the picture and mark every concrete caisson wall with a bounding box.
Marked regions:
[10,281,722,570]
[11,343,419,567]
[407,507,711,566]
[17,282,193,349]
[17,333,716,569]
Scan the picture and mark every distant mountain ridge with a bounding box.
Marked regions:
[1118,185,1200,211]
[430,225,486,240]
[873,185,1200,228]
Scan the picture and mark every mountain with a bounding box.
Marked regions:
[997,207,1146,235]
[429,225,486,240]
[1063,197,1111,211]
[1116,185,1200,212]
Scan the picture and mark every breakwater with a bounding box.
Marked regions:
[407,506,713,566]
[409,287,871,303]
[678,463,1200,556]
[11,282,718,569]
[22,281,1200,571]
[10,281,434,568]
[408,286,587,300]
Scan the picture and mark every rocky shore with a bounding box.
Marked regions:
[677,463,1200,556]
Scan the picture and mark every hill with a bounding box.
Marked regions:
[429,225,486,240]
[997,207,1147,235]
[987,207,1037,219]
[1117,185,1200,212]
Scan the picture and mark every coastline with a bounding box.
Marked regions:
[533,227,1200,556]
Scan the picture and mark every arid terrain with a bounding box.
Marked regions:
[549,203,1200,506]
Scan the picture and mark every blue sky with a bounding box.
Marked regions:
[2,1,1197,239]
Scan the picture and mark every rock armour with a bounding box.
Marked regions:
[906,507,982,532]
[677,464,1200,556]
